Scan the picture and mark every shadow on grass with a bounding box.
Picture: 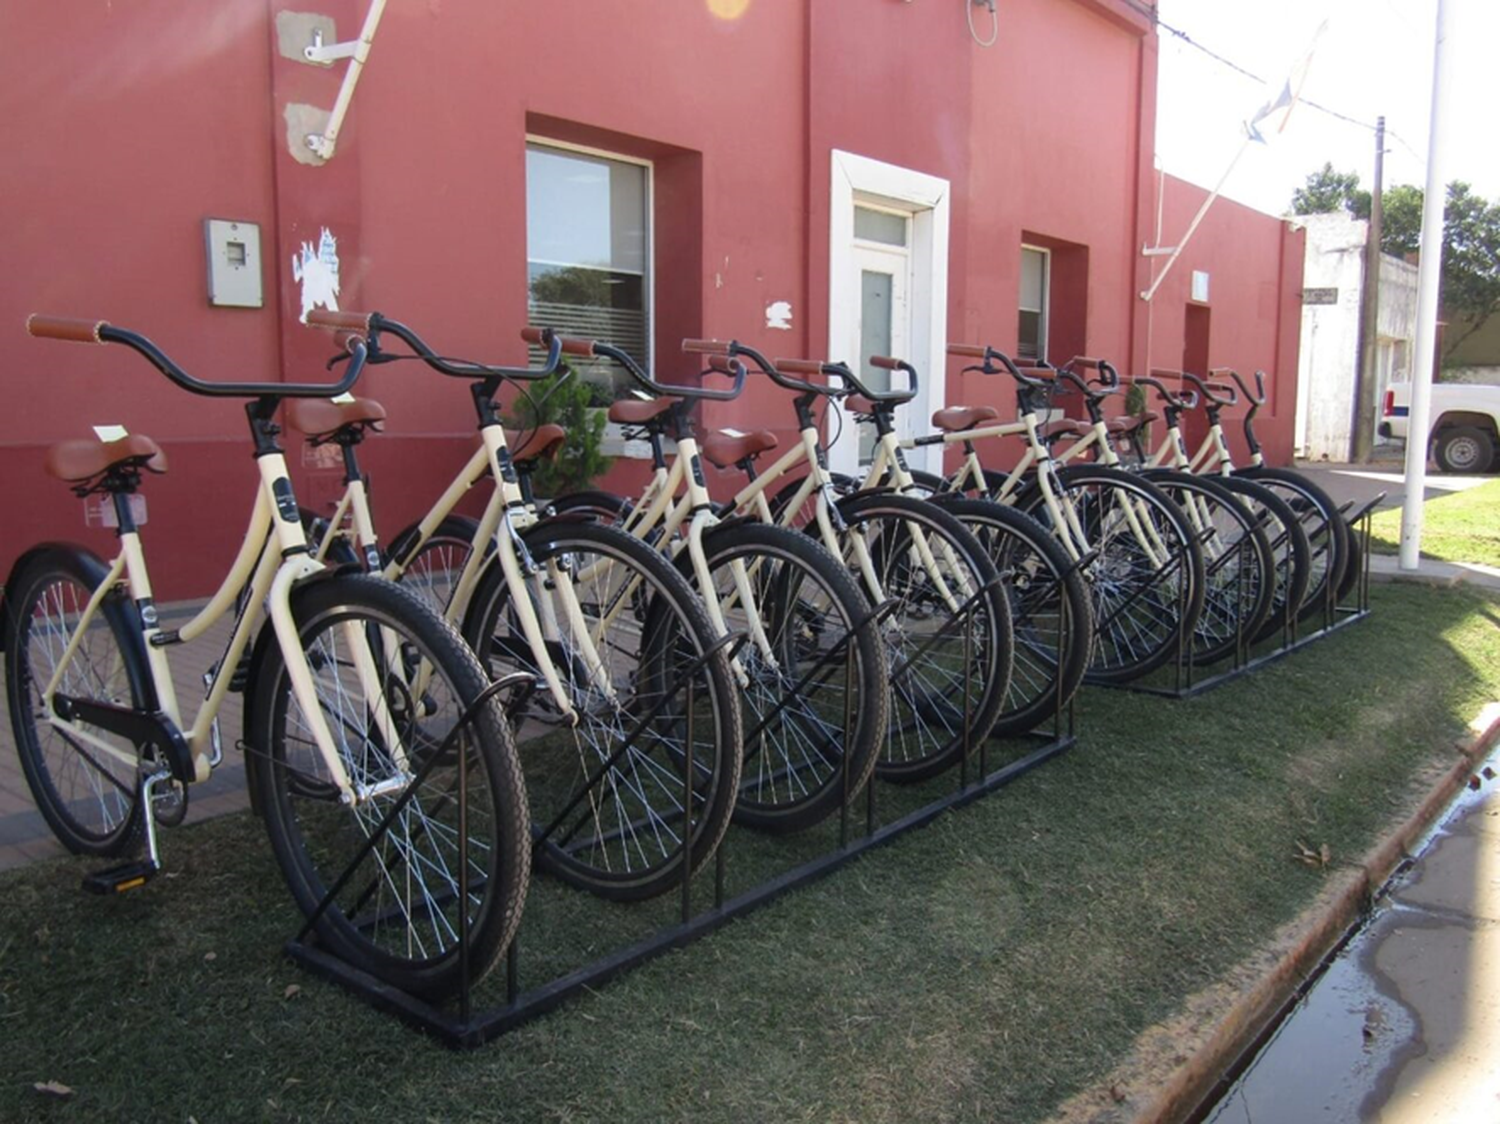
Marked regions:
[1,584,1498,1123]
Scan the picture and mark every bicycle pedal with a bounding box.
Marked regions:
[81,859,161,895]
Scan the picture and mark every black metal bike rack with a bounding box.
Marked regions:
[284,577,1077,1048]
[1102,494,1382,699]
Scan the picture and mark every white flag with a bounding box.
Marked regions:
[1246,19,1328,143]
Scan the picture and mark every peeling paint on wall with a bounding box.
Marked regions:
[766,300,792,331]
[292,228,341,323]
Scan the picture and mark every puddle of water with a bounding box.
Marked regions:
[1200,752,1500,1123]
[1204,922,1418,1123]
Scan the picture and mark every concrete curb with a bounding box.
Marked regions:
[1132,707,1500,1124]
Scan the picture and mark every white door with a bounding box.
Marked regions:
[837,208,917,473]
[827,151,949,479]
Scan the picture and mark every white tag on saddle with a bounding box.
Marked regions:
[331,392,356,404]
[92,424,129,443]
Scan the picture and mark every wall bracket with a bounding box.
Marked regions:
[293,0,388,164]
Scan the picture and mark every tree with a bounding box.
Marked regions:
[1292,168,1500,361]
[1379,181,1500,360]
[1290,162,1371,220]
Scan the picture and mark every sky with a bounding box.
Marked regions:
[1154,0,1499,219]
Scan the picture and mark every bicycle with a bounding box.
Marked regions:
[557,339,1014,783]
[1033,363,1276,665]
[297,312,744,900]
[896,344,1206,685]
[1115,370,1314,641]
[6,313,528,1000]
[1221,369,1355,612]
[533,336,890,832]
[674,341,1081,741]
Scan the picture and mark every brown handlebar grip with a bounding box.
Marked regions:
[868,355,901,370]
[947,343,986,358]
[520,327,596,356]
[705,355,739,376]
[306,309,373,332]
[26,315,107,343]
[1071,357,1103,370]
[682,338,725,354]
[773,358,824,375]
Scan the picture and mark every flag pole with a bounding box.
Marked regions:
[1399,0,1454,571]
[1139,133,1255,303]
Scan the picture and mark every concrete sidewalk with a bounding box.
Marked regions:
[1204,713,1500,1123]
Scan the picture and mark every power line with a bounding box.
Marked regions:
[1155,11,1377,133]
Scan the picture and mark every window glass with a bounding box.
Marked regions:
[858,269,893,463]
[854,206,908,247]
[526,144,649,393]
[1018,247,1048,361]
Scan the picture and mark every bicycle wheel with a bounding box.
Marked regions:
[4,548,148,856]
[464,519,742,900]
[936,497,1094,733]
[247,573,529,1001]
[833,492,1013,782]
[690,522,888,833]
[1015,465,1206,684]
[1213,475,1311,644]
[1236,466,1349,623]
[1142,471,1275,666]
[389,515,484,620]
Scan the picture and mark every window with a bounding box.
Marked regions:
[1018,245,1049,362]
[526,142,650,395]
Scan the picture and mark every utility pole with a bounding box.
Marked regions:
[1401,0,1453,571]
[1351,116,1386,463]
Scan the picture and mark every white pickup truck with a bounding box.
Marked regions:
[1380,381,1500,473]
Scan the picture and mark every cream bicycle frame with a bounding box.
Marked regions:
[718,412,971,614]
[41,451,400,803]
[311,421,614,718]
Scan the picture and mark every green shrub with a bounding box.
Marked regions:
[504,363,613,498]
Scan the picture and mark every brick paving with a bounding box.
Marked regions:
[0,599,250,873]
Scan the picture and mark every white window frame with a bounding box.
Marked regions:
[829,150,950,476]
[1019,243,1051,364]
[524,135,656,376]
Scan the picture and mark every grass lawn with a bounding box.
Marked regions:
[1368,477,1500,568]
[2,583,1499,1123]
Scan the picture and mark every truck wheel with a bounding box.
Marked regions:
[1433,426,1495,474]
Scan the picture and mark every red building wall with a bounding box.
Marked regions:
[0,0,1301,598]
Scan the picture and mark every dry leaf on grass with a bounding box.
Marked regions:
[1295,841,1332,868]
[33,1081,73,1099]
[284,984,301,1000]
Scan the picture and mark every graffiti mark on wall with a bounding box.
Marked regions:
[292,228,341,323]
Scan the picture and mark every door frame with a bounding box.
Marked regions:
[828,150,950,476]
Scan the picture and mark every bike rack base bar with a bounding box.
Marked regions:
[283,728,1076,1049]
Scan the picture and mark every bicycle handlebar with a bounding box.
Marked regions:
[948,342,1053,392]
[586,337,745,402]
[28,314,368,399]
[1222,367,1266,406]
[1131,375,1199,411]
[684,338,835,396]
[324,312,563,381]
[1181,370,1238,408]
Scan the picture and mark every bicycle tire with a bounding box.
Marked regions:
[687,521,888,833]
[1237,466,1349,622]
[1212,475,1312,644]
[933,497,1094,733]
[388,514,485,619]
[833,492,1013,782]
[464,519,742,900]
[4,548,149,856]
[1141,470,1276,666]
[247,573,530,1001]
[1014,465,1207,684]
